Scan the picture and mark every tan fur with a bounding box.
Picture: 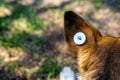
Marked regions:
[64,11,120,80]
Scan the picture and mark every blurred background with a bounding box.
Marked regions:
[0,0,120,80]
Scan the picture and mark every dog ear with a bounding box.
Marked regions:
[64,11,102,46]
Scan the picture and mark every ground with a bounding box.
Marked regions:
[0,0,120,80]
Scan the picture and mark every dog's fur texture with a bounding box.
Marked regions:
[64,11,120,80]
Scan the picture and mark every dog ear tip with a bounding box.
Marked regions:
[65,11,74,14]
[64,11,75,16]
[64,11,76,21]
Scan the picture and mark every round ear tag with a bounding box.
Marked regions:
[73,32,86,45]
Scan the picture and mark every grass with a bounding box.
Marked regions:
[37,56,70,79]
[0,0,74,79]
[90,0,105,9]
[0,1,67,79]
[0,32,45,50]
[0,1,46,49]
[35,52,71,79]
[8,62,19,73]
[0,1,47,79]
[37,59,60,79]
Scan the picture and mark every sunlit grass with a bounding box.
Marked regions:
[0,2,46,49]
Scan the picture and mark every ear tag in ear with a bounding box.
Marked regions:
[73,32,86,45]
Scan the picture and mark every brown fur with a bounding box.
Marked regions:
[64,11,120,80]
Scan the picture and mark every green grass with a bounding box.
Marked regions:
[0,1,72,79]
[36,54,70,79]
[0,0,10,7]
[0,1,47,79]
[8,62,19,73]
[0,6,46,31]
[90,0,105,9]
[37,58,61,79]
[0,57,4,65]
[0,32,45,49]
[0,1,46,50]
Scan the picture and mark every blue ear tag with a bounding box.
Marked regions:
[73,32,86,45]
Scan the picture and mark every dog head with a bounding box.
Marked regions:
[64,11,120,80]
[64,11,102,55]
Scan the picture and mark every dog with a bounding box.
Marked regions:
[64,11,120,80]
